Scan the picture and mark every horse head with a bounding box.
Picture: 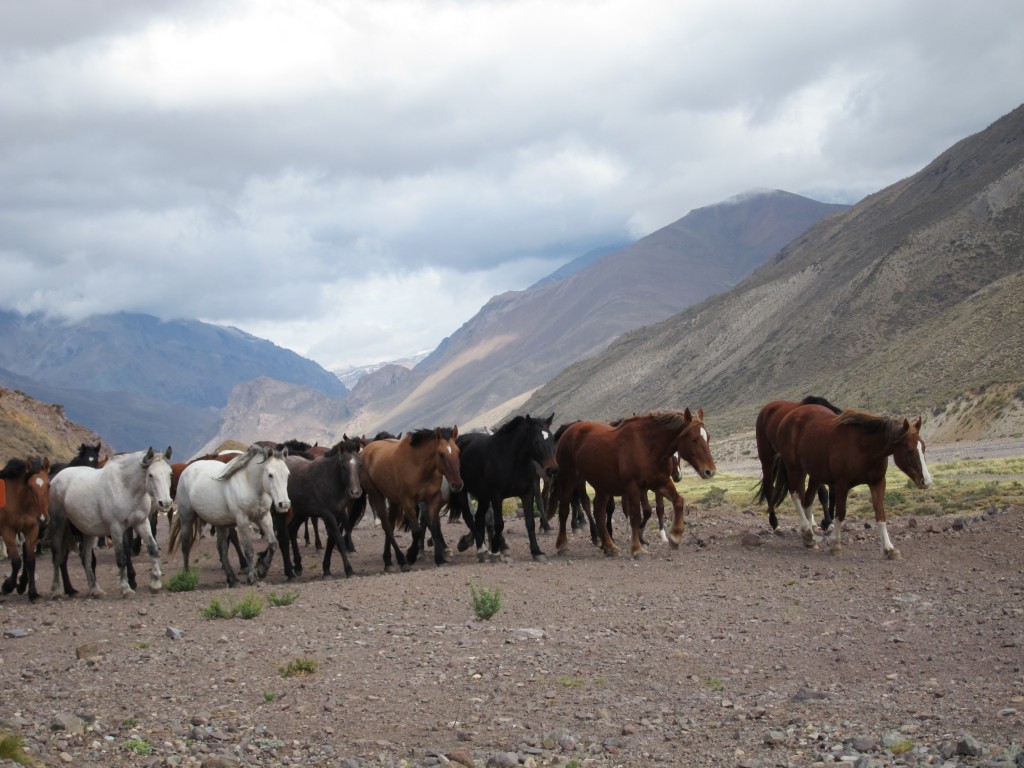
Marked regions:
[676,408,716,480]
[260,447,292,514]
[330,439,364,499]
[18,456,51,526]
[891,416,934,489]
[527,413,559,479]
[142,446,174,512]
[434,426,464,493]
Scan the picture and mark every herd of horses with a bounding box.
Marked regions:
[0,396,934,601]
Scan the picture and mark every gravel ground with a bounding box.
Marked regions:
[1,457,1023,768]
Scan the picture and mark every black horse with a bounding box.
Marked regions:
[447,414,558,562]
[278,439,364,580]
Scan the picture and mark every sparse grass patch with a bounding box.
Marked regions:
[279,656,317,678]
[122,716,137,728]
[558,676,585,688]
[889,738,914,755]
[706,678,725,692]
[201,591,263,620]
[697,485,728,506]
[263,692,276,703]
[129,642,149,650]
[267,590,298,607]
[123,737,153,756]
[0,733,32,765]
[165,567,200,593]
[469,582,502,620]
[233,591,264,619]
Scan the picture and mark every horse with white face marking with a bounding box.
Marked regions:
[770,406,932,559]
[169,445,290,586]
[49,447,173,598]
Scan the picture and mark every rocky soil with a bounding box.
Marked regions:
[1,464,1023,768]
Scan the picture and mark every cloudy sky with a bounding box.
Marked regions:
[1,1,1022,371]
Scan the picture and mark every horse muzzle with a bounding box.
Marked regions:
[450,481,465,493]
[352,488,364,499]
[545,466,559,478]
[157,499,173,511]
[702,469,716,479]
[275,501,292,513]
[38,515,48,526]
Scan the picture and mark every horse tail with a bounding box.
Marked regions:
[349,495,367,529]
[167,513,181,555]
[753,477,768,506]
[447,488,471,523]
[768,455,790,509]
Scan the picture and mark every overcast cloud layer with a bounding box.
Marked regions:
[2,1,1022,370]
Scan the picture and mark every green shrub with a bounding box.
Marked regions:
[469,582,502,620]
[165,567,200,593]
[233,591,264,619]
[279,656,317,678]
[201,597,233,620]
[124,738,153,756]
[0,733,31,765]
[267,590,298,607]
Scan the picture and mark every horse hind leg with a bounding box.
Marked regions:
[79,536,105,597]
[133,518,162,592]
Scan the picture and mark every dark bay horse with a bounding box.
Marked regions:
[360,427,463,571]
[754,396,841,531]
[770,405,933,558]
[0,457,51,601]
[447,414,558,562]
[555,409,716,558]
[278,440,363,580]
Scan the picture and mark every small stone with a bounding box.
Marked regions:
[511,628,545,640]
[3,628,29,639]
[741,533,762,548]
[997,707,1018,717]
[166,626,185,640]
[201,758,242,768]
[447,749,475,767]
[621,724,637,735]
[956,734,984,757]
[50,712,87,735]
[764,730,787,746]
[59,753,74,763]
[486,752,519,768]
[851,735,878,752]
[75,643,104,661]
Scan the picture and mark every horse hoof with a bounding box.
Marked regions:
[88,588,105,599]
[557,547,571,558]
[828,544,842,555]
[0,582,14,595]
[488,552,501,563]
[659,531,669,544]
[477,551,487,563]
[500,553,514,564]
[533,553,547,563]
[400,564,411,573]
[886,548,902,561]
[149,579,163,592]
[632,548,648,559]
[666,532,682,549]
[603,547,619,557]
[120,588,135,599]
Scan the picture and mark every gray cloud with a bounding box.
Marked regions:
[1,0,1022,369]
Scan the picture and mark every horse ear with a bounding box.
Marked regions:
[682,408,692,422]
[913,416,922,431]
[164,446,173,460]
[696,408,704,421]
[142,447,155,466]
[546,412,554,426]
[42,457,51,472]
[900,418,911,437]
[452,425,459,439]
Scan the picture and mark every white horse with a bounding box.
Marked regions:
[49,447,173,598]
[169,445,291,586]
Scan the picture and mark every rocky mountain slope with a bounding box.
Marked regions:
[347,190,847,433]
[522,104,1024,437]
[0,386,108,463]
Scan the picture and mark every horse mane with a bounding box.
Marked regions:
[494,415,527,436]
[833,410,905,442]
[278,438,313,453]
[408,427,456,446]
[0,457,38,479]
[648,409,703,434]
[216,446,264,480]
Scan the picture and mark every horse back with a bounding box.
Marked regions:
[777,405,883,484]
[361,439,432,501]
[556,420,648,494]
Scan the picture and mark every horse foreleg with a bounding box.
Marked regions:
[869,482,899,560]
[279,512,300,580]
[108,524,135,598]
[638,492,654,547]
[133,517,161,592]
[788,476,818,549]
[79,535,104,597]
[21,530,41,602]
[0,531,19,594]
[253,512,278,580]
[321,511,353,578]
[234,520,259,584]
[521,490,546,562]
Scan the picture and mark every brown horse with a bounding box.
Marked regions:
[770,405,933,559]
[360,427,463,571]
[555,409,716,558]
[754,396,841,531]
[0,457,51,601]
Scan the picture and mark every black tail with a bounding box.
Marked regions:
[768,454,790,509]
[800,395,842,414]
[753,478,768,506]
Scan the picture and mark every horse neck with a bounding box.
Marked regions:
[106,455,149,496]
[405,439,444,481]
[644,419,688,461]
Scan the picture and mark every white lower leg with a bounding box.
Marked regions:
[879,522,895,553]
[791,493,817,547]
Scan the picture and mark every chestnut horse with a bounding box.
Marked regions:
[555,409,716,558]
[0,457,51,601]
[769,405,933,559]
[754,396,841,531]
[360,427,463,571]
